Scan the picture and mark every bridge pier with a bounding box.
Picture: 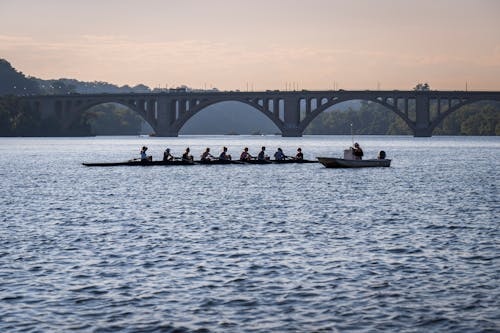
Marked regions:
[414,128,432,137]
[282,97,302,137]
[282,128,302,137]
[153,96,179,136]
[414,93,432,137]
[154,129,179,137]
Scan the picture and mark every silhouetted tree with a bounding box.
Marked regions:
[414,83,430,91]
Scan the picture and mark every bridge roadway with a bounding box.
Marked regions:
[22,90,500,137]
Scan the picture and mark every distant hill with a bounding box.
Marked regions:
[0,59,152,96]
[0,59,41,95]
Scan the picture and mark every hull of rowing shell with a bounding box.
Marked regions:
[242,159,317,164]
[243,159,272,164]
[82,160,194,167]
[317,157,391,168]
[272,159,318,164]
[82,159,320,167]
[197,159,243,165]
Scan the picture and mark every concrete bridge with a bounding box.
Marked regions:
[22,90,500,137]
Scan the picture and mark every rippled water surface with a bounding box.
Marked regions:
[1,135,499,332]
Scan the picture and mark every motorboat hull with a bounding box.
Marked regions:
[317,157,391,168]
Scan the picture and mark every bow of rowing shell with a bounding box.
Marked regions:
[21,90,500,137]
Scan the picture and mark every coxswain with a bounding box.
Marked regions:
[140,146,152,161]
[163,148,174,161]
[239,147,252,161]
[201,147,215,161]
[351,142,364,160]
[273,147,286,160]
[219,146,232,160]
[182,147,194,162]
[294,147,303,160]
[257,146,269,160]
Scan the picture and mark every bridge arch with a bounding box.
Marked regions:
[430,97,500,133]
[298,97,415,133]
[73,98,157,134]
[173,97,285,133]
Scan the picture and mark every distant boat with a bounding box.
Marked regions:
[225,130,239,135]
[317,148,391,168]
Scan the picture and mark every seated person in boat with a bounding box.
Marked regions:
[273,148,286,160]
[257,146,269,160]
[201,147,215,161]
[140,146,152,161]
[377,150,386,159]
[163,148,174,161]
[219,146,232,160]
[239,147,253,161]
[351,142,364,160]
[294,147,303,160]
[182,147,194,162]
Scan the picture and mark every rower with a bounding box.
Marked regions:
[294,147,303,160]
[140,146,152,161]
[239,147,252,161]
[182,147,194,162]
[257,146,269,160]
[273,148,286,161]
[219,146,232,160]
[163,148,174,161]
[201,147,215,161]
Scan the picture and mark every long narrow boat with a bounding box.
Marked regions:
[82,160,194,167]
[317,157,391,168]
[272,159,318,164]
[196,159,244,165]
[242,159,272,164]
[83,158,319,167]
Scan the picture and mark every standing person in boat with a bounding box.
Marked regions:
[219,146,232,160]
[351,142,364,160]
[294,147,304,160]
[257,146,269,160]
[239,147,253,161]
[273,148,286,161]
[163,148,174,161]
[182,147,194,162]
[140,146,152,161]
[200,147,215,161]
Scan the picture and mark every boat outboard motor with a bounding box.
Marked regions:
[378,150,386,159]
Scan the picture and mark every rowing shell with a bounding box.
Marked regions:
[82,159,319,167]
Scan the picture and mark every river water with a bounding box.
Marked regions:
[0,135,499,332]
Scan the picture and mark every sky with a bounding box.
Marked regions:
[1,0,499,91]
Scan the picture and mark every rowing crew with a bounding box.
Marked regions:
[240,146,303,161]
[140,146,303,162]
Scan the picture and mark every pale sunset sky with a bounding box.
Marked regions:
[1,0,499,91]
